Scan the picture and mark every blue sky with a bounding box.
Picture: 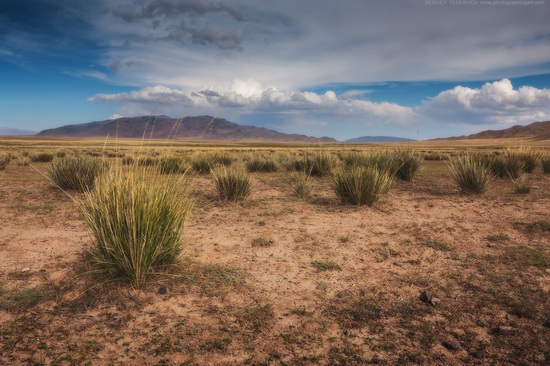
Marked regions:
[1,0,549,140]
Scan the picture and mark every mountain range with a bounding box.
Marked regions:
[434,121,550,141]
[36,115,336,143]
[2,116,549,142]
[345,136,416,143]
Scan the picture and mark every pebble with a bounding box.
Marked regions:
[21,267,30,273]
[496,325,516,335]
[158,286,167,295]
[419,290,432,303]
[316,282,328,291]
[443,340,461,351]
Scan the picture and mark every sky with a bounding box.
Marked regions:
[1,0,550,140]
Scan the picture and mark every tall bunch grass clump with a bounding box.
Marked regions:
[542,154,550,174]
[0,154,10,170]
[395,150,423,181]
[333,166,393,206]
[292,173,313,198]
[246,157,278,172]
[294,151,334,177]
[514,147,542,173]
[342,151,402,177]
[30,152,54,162]
[158,157,186,174]
[47,156,105,192]
[448,154,493,194]
[213,167,252,201]
[80,166,193,286]
[191,154,217,173]
[212,152,233,166]
[485,153,523,179]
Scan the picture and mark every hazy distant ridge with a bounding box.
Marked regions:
[345,136,416,143]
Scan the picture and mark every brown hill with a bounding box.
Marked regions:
[437,121,550,141]
[37,115,336,143]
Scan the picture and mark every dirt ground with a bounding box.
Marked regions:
[0,148,549,365]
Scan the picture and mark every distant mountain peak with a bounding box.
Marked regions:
[37,115,337,143]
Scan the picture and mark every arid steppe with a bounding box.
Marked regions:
[1,138,549,365]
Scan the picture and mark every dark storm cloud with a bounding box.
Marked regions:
[110,0,249,50]
[112,0,245,22]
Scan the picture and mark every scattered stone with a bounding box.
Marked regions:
[443,340,461,351]
[430,296,441,305]
[496,325,516,335]
[419,290,432,303]
[370,356,382,364]
[39,268,46,273]
[21,267,30,273]
[158,286,167,295]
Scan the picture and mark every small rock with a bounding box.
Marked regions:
[370,356,382,364]
[419,290,432,303]
[443,340,461,351]
[39,268,46,273]
[158,286,167,295]
[21,267,30,273]
[430,297,441,305]
[496,325,516,335]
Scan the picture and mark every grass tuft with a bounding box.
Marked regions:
[395,150,423,181]
[291,173,313,198]
[213,167,252,201]
[30,152,54,162]
[333,166,393,206]
[158,157,186,174]
[47,156,105,192]
[0,154,11,170]
[246,157,278,172]
[80,166,193,287]
[294,151,334,177]
[448,154,492,194]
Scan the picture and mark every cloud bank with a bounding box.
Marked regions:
[90,79,550,139]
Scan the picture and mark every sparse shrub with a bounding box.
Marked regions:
[485,154,523,179]
[540,154,550,174]
[192,154,216,173]
[80,166,193,286]
[158,157,186,174]
[246,157,278,172]
[311,260,341,271]
[122,156,134,165]
[56,151,66,158]
[294,151,334,177]
[213,167,252,201]
[424,153,448,161]
[292,173,313,198]
[513,177,532,194]
[515,147,542,173]
[395,150,423,181]
[448,154,492,194]
[106,151,124,158]
[252,237,274,247]
[0,154,10,170]
[48,156,105,192]
[30,152,54,162]
[136,156,157,166]
[212,152,233,166]
[333,166,393,205]
[343,151,402,177]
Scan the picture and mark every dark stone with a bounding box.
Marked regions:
[371,356,382,364]
[158,286,167,295]
[419,290,432,303]
[443,340,461,351]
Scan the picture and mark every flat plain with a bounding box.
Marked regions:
[0,137,549,365]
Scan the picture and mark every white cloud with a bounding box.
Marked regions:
[420,79,550,125]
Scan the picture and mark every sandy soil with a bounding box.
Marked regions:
[0,158,549,365]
